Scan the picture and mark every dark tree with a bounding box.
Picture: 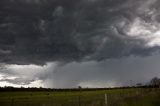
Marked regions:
[149,77,160,87]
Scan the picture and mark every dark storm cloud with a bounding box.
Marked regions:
[0,0,160,65]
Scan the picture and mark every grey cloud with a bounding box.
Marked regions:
[1,0,160,88]
[0,0,160,65]
[45,53,160,88]
[1,53,160,88]
[0,77,35,85]
[0,69,37,85]
[0,62,57,86]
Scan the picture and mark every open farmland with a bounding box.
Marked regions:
[0,88,160,106]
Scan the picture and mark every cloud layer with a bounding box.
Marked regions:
[1,0,160,88]
[0,0,160,65]
[1,53,160,88]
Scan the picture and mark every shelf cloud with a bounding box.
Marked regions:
[0,0,160,65]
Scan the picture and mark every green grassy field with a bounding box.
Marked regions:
[0,88,160,106]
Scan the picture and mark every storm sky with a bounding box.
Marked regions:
[0,0,160,88]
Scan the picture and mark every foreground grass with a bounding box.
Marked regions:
[0,88,160,106]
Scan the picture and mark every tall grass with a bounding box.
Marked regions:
[0,88,160,106]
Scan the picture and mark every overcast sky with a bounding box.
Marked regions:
[0,0,160,88]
